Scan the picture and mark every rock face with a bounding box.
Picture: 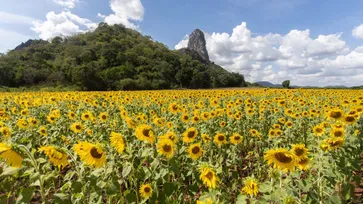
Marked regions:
[187,29,209,62]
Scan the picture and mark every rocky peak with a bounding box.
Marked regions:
[187,29,209,62]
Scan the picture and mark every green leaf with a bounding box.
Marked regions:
[16,187,34,204]
[125,191,137,203]
[236,194,247,204]
[122,163,133,177]
[328,193,341,204]
[29,180,40,187]
[71,181,83,193]
[163,182,177,196]
[0,167,19,177]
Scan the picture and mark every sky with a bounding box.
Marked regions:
[1,0,363,87]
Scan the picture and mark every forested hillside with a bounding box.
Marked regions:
[0,23,246,90]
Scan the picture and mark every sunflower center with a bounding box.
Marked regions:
[218,136,225,141]
[90,147,103,159]
[334,131,343,137]
[192,146,200,154]
[234,136,240,141]
[41,129,46,134]
[294,148,305,156]
[163,145,172,152]
[76,125,81,130]
[345,116,354,122]
[144,187,151,193]
[187,131,195,138]
[206,171,214,180]
[315,128,322,133]
[102,115,107,120]
[85,115,89,118]
[274,152,293,163]
[142,129,150,137]
[330,111,342,118]
[299,157,309,165]
[329,140,342,147]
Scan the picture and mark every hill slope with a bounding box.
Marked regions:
[0,23,246,90]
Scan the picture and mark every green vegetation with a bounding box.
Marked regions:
[282,80,290,89]
[0,23,246,91]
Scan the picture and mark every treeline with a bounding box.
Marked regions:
[0,23,246,91]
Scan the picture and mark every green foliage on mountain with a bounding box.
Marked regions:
[0,23,246,90]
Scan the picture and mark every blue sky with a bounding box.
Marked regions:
[1,0,363,86]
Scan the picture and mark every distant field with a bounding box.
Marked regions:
[0,89,362,203]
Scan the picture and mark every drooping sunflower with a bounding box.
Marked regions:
[0,126,11,139]
[291,144,309,160]
[182,127,198,143]
[330,128,345,137]
[229,133,243,145]
[139,184,153,199]
[38,146,69,169]
[110,132,125,154]
[157,139,175,159]
[73,142,106,168]
[201,134,212,144]
[0,143,23,168]
[135,124,155,144]
[188,143,203,160]
[322,137,344,151]
[199,166,219,189]
[264,148,297,172]
[214,133,227,147]
[241,177,259,197]
[71,122,84,133]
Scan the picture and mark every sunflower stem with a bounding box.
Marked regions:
[19,145,46,204]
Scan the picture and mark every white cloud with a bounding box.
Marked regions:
[53,0,78,9]
[352,24,363,39]
[0,11,37,25]
[31,11,97,40]
[0,29,32,53]
[175,22,363,86]
[175,35,189,50]
[99,0,144,29]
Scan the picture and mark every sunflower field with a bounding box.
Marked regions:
[0,89,362,204]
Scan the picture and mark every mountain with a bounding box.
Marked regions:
[255,81,282,87]
[0,23,246,91]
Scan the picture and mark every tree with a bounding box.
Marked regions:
[282,80,290,89]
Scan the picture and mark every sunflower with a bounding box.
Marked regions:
[125,117,137,129]
[157,139,175,159]
[81,111,93,121]
[110,132,125,154]
[330,128,345,137]
[38,126,48,136]
[249,129,261,138]
[159,132,178,143]
[201,134,212,143]
[242,177,259,197]
[327,109,344,121]
[139,184,153,199]
[192,116,200,123]
[0,143,23,168]
[99,112,108,122]
[264,148,297,172]
[38,146,69,169]
[229,133,243,145]
[188,143,203,160]
[73,142,106,168]
[323,137,344,151]
[196,198,213,204]
[201,112,210,121]
[291,144,309,160]
[268,129,276,138]
[168,102,179,114]
[135,124,155,144]
[66,111,75,120]
[181,114,189,123]
[199,166,219,189]
[28,118,39,127]
[214,133,227,147]
[71,122,84,133]
[343,115,356,124]
[313,125,325,136]
[17,118,29,129]
[182,127,198,143]
[47,114,56,124]
[296,156,311,171]
[0,127,11,139]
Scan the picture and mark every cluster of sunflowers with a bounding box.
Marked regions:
[0,89,362,203]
